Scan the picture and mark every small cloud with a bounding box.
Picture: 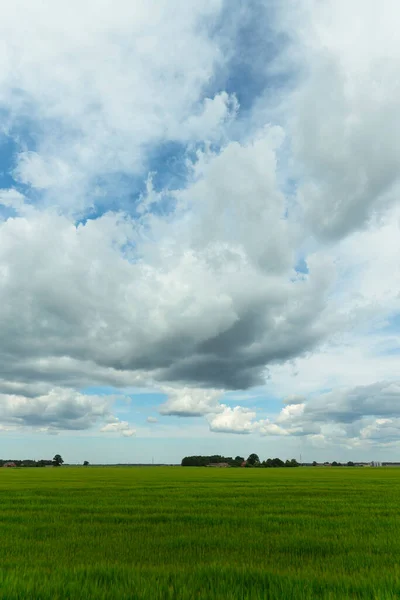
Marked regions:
[146,416,158,423]
[207,405,257,434]
[100,418,135,437]
[283,395,306,405]
[258,420,289,436]
[37,427,60,436]
[159,387,224,417]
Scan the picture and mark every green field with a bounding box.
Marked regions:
[1,467,400,599]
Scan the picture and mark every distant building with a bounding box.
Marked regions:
[207,462,230,468]
[371,461,382,467]
[3,462,16,468]
[241,461,247,467]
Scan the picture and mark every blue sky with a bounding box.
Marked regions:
[1,0,400,463]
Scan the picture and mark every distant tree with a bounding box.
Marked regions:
[181,455,234,467]
[347,461,355,467]
[247,453,260,467]
[83,460,89,466]
[53,454,64,467]
[312,461,317,467]
[331,461,338,467]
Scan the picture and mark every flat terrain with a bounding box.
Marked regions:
[1,467,400,599]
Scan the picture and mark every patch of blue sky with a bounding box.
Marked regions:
[0,105,40,151]
[81,385,125,396]
[0,116,46,210]
[372,314,400,353]
[81,172,147,219]
[381,314,400,332]
[380,347,400,356]
[309,388,332,397]
[223,388,283,416]
[81,385,165,420]
[0,134,19,190]
[294,256,309,275]
[206,0,290,115]
[78,139,199,226]
[0,133,42,217]
[0,205,17,221]
[147,140,191,192]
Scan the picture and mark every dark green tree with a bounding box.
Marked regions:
[83,460,89,466]
[247,453,260,466]
[53,454,64,467]
[271,457,284,467]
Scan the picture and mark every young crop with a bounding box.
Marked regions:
[0,467,399,598]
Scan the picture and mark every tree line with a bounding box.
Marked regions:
[0,454,64,467]
[0,459,53,467]
[181,453,300,468]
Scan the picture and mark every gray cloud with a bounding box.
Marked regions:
[285,0,400,240]
[0,389,111,431]
[304,382,400,425]
[0,130,333,395]
[1,0,399,443]
[260,381,400,446]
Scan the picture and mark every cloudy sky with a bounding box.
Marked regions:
[0,0,399,464]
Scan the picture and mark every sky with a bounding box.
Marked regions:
[0,0,400,464]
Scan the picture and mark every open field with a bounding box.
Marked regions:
[1,467,400,599]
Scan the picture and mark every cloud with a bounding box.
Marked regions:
[304,382,400,425]
[0,129,333,394]
[284,0,400,239]
[258,381,400,446]
[0,3,335,407]
[0,0,400,451]
[100,417,135,437]
[146,416,158,423]
[359,418,400,444]
[159,387,223,417]
[0,388,111,431]
[0,0,227,210]
[207,405,257,434]
[283,395,306,405]
[258,421,289,437]
[0,188,26,212]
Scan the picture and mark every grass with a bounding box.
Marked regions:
[1,467,400,599]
